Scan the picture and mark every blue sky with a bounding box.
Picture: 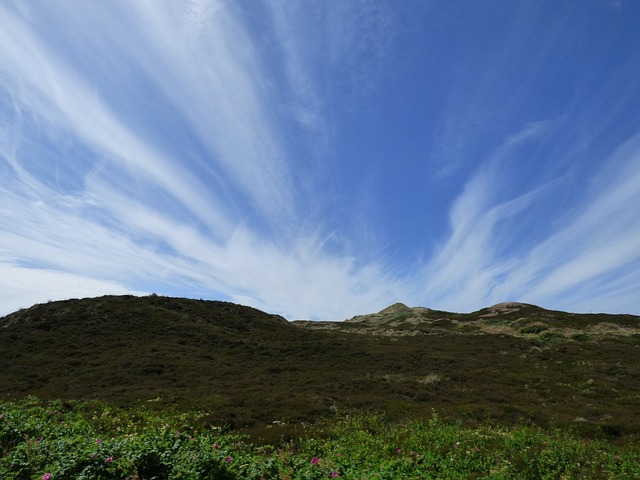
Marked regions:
[1,1,640,319]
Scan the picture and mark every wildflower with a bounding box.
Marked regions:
[396,448,401,454]
[311,457,319,465]
[213,443,219,449]
[96,438,102,444]
[331,473,340,477]
[40,474,52,480]
[225,456,233,462]
[105,456,114,463]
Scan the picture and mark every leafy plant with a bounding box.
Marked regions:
[1,398,639,479]
[518,324,548,334]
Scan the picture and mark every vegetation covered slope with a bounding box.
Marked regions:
[294,301,640,341]
[1,295,639,439]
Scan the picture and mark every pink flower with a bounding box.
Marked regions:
[396,448,401,454]
[213,443,219,449]
[311,457,319,465]
[40,474,52,480]
[105,456,114,463]
[225,456,232,462]
[96,438,102,444]
[331,473,340,477]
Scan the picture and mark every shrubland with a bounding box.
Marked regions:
[2,397,639,479]
[1,296,639,478]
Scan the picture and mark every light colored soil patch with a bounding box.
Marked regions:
[418,373,441,385]
[477,324,518,335]
[587,323,639,336]
[480,302,529,317]
[377,373,442,385]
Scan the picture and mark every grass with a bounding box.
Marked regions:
[2,397,640,479]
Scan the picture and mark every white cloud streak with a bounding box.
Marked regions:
[0,1,405,319]
[0,1,638,319]
[0,3,233,237]
[0,261,142,317]
[417,129,640,314]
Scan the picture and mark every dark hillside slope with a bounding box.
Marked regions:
[2,295,640,438]
[1,295,360,423]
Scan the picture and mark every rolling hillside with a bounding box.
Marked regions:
[1,295,639,438]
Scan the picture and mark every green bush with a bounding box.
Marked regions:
[571,333,589,342]
[2,398,639,479]
[538,331,565,344]
[518,324,548,335]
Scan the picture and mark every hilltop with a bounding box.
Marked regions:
[294,301,640,340]
[1,295,640,439]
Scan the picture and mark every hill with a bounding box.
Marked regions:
[1,295,640,439]
[293,301,640,340]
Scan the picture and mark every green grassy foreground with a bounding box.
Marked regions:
[1,397,639,479]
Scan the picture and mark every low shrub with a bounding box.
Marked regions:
[1,397,639,479]
[518,324,548,335]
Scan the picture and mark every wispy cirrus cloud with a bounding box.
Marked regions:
[0,0,403,319]
[510,133,640,312]
[0,261,141,318]
[416,125,640,314]
[1,1,639,319]
[415,121,557,310]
